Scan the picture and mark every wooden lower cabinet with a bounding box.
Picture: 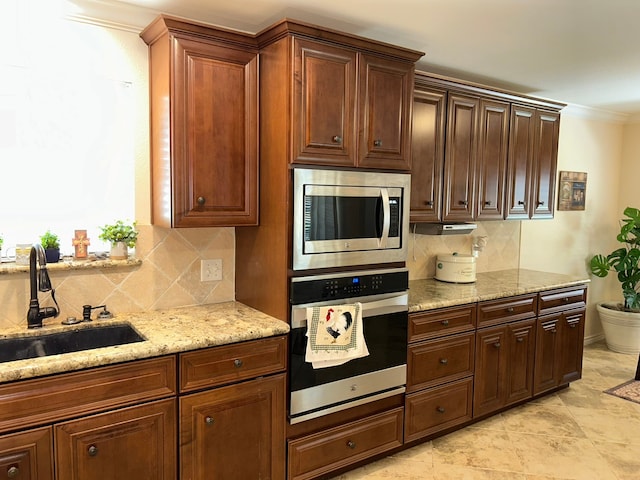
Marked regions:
[287,408,403,480]
[55,399,175,480]
[473,318,536,417]
[534,307,586,395]
[0,427,53,480]
[180,373,286,480]
[404,377,472,443]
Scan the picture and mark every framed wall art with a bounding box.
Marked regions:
[558,171,587,211]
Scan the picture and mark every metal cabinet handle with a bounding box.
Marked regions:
[234,359,243,368]
[459,200,468,206]
[7,466,19,479]
[332,135,342,144]
[569,323,577,328]
[506,307,514,313]
[373,139,382,147]
[538,201,545,206]
[196,196,205,206]
[564,297,570,302]
[485,200,492,206]
[88,445,98,457]
[494,342,501,348]
[441,319,449,326]
[439,358,448,365]
[205,416,214,425]
[425,200,434,206]
[518,200,525,206]
[517,337,524,343]
[436,406,446,413]
[346,440,356,449]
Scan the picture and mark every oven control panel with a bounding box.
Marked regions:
[290,268,408,304]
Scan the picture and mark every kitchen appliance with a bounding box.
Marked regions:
[289,267,408,424]
[435,253,477,283]
[292,168,410,271]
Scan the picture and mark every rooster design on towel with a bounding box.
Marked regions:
[325,308,354,343]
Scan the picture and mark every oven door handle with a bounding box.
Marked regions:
[291,293,408,329]
[379,188,390,248]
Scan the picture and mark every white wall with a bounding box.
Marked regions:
[520,109,626,341]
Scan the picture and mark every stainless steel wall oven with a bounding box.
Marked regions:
[289,267,408,424]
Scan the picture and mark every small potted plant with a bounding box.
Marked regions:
[99,220,138,260]
[589,206,640,354]
[40,230,61,263]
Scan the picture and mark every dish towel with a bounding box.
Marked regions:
[305,303,369,369]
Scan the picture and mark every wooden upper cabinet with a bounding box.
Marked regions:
[410,86,446,222]
[506,105,560,220]
[293,38,357,166]
[141,16,259,227]
[442,94,479,222]
[475,99,509,220]
[531,110,560,219]
[357,54,414,170]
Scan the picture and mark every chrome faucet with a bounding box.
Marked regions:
[27,244,59,328]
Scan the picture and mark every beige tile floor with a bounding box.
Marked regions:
[329,342,640,480]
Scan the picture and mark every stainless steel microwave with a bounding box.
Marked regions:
[292,168,410,270]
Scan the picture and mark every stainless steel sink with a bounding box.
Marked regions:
[0,324,145,363]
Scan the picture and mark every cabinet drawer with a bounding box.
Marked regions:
[407,332,475,392]
[409,304,476,342]
[0,356,176,433]
[179,336,287,393]
[478,294,537,328]
[538,286,587,315]
[287,407,403,480]
[404,376,473,443]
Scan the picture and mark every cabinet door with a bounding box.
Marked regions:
[505,319,536,406]
[170,36,258,227]
[358,54,413,170]
[533,316,560,395]
[0,427,53,480]
[55,399,176,480]
[473,326,506,417]
[409,86,446,222]
[531,110,559,219]
[558,309,586,384]
[180,374,285,480]
[292,38,357,166]
[442,94,479,221]
[506,104,535,219]
[475,99,509,220]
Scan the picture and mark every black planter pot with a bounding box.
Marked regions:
[45,248,60,263]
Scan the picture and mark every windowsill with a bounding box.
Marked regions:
[0,256,142,275]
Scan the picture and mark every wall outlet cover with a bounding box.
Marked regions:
[201,259,222,282]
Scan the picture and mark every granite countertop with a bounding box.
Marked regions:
[0,302,289,384]
[409,268,590,313]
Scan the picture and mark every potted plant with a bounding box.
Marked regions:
[589,206,640,354]
[99,220,138,260]
[40,230,61,263]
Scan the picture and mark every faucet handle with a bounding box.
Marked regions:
[82,304,93,321]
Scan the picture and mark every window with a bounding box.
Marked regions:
[0,0,136,257]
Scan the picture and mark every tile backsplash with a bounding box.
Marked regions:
[0,221,520,329]
[406,220,521,280]
[0,226,235,329]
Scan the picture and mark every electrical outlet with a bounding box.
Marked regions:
[201,259,222,282]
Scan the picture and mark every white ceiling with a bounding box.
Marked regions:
[74,0,640,118]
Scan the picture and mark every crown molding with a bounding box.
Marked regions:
[561,104,630,124]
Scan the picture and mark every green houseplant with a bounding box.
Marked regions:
[40,230,61,263]
[99,220,138,260]
[589,206,640,353]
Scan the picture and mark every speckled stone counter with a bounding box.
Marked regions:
[0,302,289,384]
[409,268,590,313]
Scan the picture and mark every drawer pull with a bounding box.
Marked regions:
[88,445,98,457]
[564,297,570,302]
[441,319,449,326]
[346,440,356,449]
[332,135,342,144]
[517,337,524,343]
[205,416,215,425]
[506,307,514,313]
[373,139,382,147]
[439,358,448,365]
[7,466,19,479]
[233,359,243,368]
[494,342,501,348]
[569,323,577,328]
[436,406,445,413]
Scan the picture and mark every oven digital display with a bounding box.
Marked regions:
[352,277,359,284]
